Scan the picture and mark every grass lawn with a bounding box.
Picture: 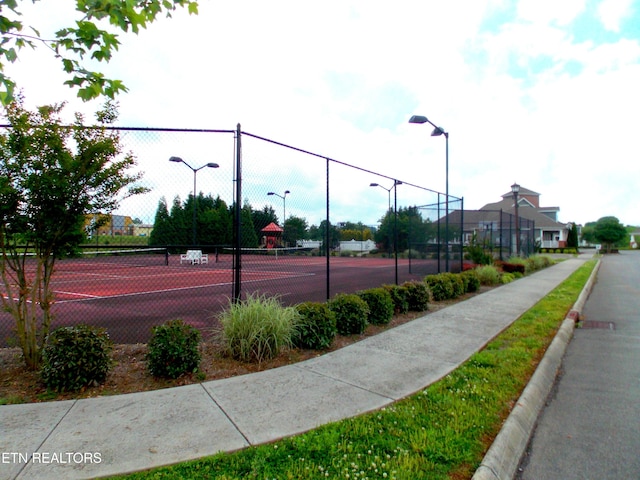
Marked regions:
[109,259,597,480]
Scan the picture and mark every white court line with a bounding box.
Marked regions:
[55,272,315,304]
[54,290,101,299]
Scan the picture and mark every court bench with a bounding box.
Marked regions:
[180,250,209,265]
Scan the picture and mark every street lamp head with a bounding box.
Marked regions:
[431,126,446,137]
[408,115,428,124]
[267,192,275,196]
[511,182,521,194]
[169,156,183,163]
[369,182,379,187]
[284,190,290,195]
[206,162,219,168]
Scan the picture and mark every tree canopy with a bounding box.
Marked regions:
[0,0,198,104]
[592,216,627,252]
[0,98,147,368]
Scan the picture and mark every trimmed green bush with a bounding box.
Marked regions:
[444,273,465,298]
[424,274,455,301]
[218,293,300,363]
[41,325,113,392]
[382,284,409,314]
[329,293,370,335]
[293,302,337,350]
[461,270,481,293]
[501,272,516,284]
[357,287,394,325]
[402,281,430,311]
[475,265,501,286]
[146,319,201,378]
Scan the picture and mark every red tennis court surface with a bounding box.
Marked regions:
[1,254,430,346]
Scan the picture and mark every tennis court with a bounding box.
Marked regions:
[0,248,425,346]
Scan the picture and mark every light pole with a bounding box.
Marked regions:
[370,181,402,282]
[511,182,520,256]
[409,114,450,271]
[169,156,219,246]
[369,182,392,212]
[267,190,290,227]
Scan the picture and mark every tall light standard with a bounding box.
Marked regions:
[409,114,450,271]
[267,190,290,226]
[169,156,219,246]
[369,182,392,211]
[370,180,402,283]
[511,182,520,256]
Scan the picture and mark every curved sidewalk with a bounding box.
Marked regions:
[1,255,592,480]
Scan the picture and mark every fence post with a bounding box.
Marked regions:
[325,157,330,300]
[437,193,441,273]
[233,124,242,302]
[460,197,464,272]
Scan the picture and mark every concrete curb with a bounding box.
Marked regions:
[471,257,601,480]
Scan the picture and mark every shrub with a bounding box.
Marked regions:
[357,288,394,325]
[424,274,454,301]
[402,281,430,311]
[382,284,409,314]
[496,261,526,274]
[461,270,481,293]
[41,325,113,392]
[444,273,465,298]
[501,272,516,284]
[146,319,202,378]
[475,265,501,286]
[329,293,370,335]
[218,293,300,363]
[293,302,337,350]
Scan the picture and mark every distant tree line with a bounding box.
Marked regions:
[149,195,440,252]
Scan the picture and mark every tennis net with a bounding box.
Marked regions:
[220,246,317,259]
[55,247,169,271]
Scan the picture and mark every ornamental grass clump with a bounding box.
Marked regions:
[218,293,300,363]
[475,265,501,286]
[146,319,201,379]
[41,325,113,392]
[293,302,337,350]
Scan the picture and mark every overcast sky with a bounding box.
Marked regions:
[5,0,639,227]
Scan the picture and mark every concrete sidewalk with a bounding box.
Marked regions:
[1,255,592,480]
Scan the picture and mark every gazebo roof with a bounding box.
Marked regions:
[261,222,283,233]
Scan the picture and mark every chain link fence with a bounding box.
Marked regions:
[1,125,469,345]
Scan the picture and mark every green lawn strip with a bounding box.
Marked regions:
[111,260,596,480]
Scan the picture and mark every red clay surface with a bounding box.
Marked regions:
[1,254,438,345]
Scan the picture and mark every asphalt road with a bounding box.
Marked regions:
[517,250,640,480]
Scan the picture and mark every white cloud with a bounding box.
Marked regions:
[3,0,640,227]
[597,0,635,32]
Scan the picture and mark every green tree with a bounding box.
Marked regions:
[283,215,308,247]
[240,201,258,248]
[339,221,373,241]
[566,222,579,250]
[0,98,147,369]
[374,206,429,254]
[0,0,198,104]
[149,196,174,246]
[169,195,188,245]
[593,216,627,253]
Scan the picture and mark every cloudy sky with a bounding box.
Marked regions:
[5,0,640,227]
